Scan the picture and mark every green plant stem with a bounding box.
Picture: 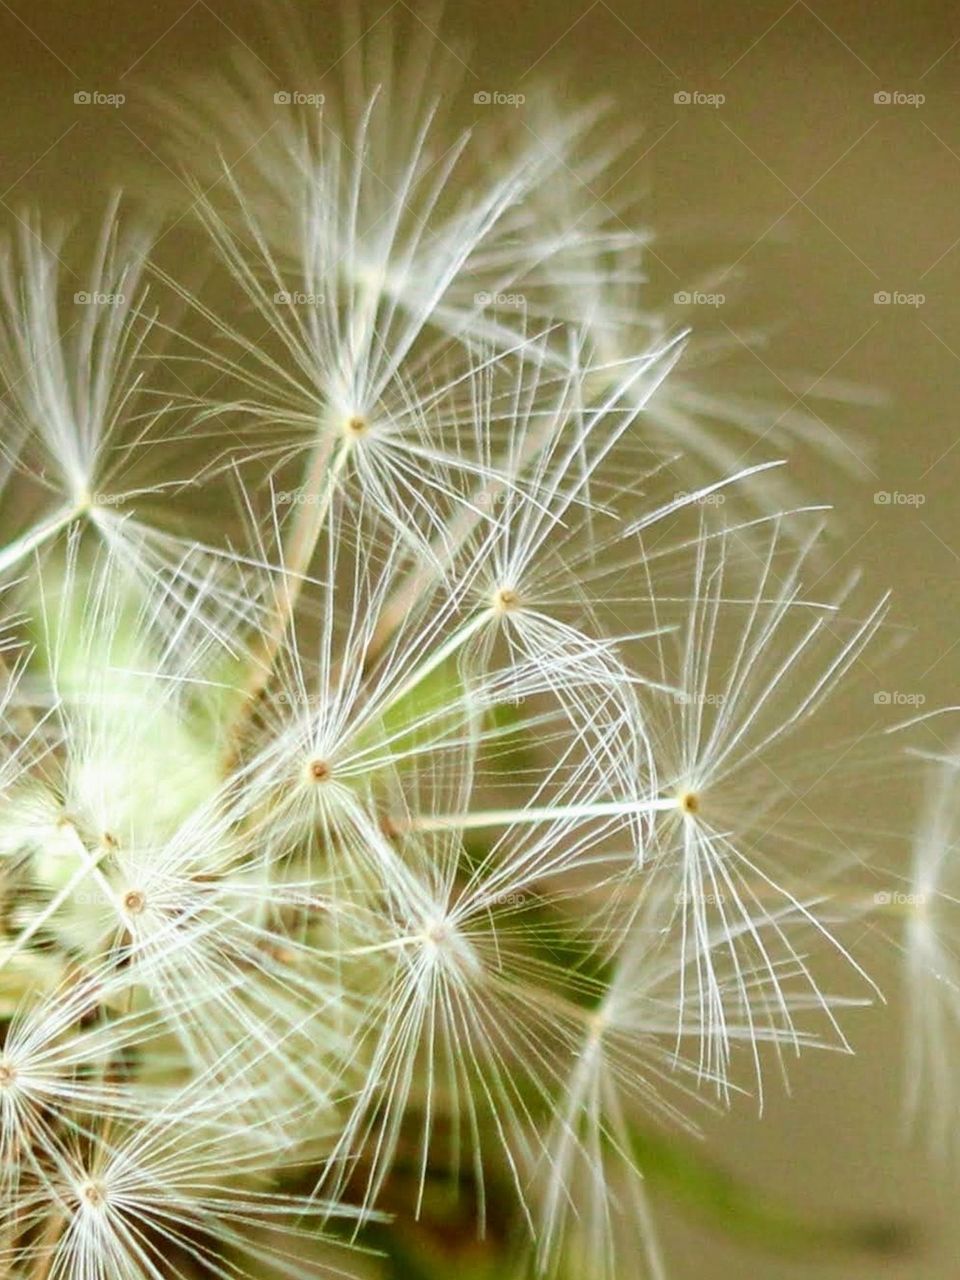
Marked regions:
[632,1125,911,1258]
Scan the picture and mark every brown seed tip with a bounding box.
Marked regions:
[80,1180,105,1208]
[345,414,368,437]
[307,759,332,784]
[678,790,700,815]
[123,889,146,915]
[492,586,521,614]
[423,920,449,946]
[0,1060,16,1087]
[380,814,402,840]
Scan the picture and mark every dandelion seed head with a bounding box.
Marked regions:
[418,913,480,976]
[677,788,700,816]
[79,1179,107,1210]
[421,918,447,947]
[491,585,522,615]
[122,888,146,915]
[344,414,370,439]
[585,1005,610,1046]
[306,758,334,784]
[0,19,905,1276]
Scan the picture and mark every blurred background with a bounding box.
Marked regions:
[0,1,957,1276]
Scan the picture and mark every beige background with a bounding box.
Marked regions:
[1,1,958,1276]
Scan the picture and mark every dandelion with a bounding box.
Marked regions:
[883,722,960,1156]
[625,519,887,1082]
[0,208,158,566]
[5,1060,364,1280]
[0,14,913,1280]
